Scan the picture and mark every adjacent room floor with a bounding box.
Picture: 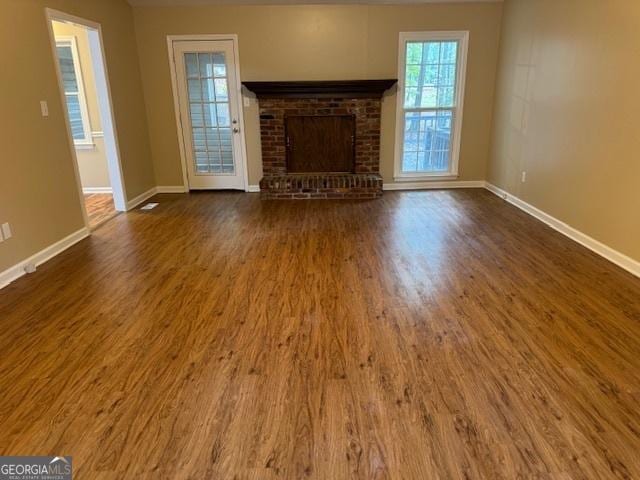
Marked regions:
[84,193,117,229]
[1,190,638,478]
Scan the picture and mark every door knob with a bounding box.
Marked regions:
[233,127,239,133]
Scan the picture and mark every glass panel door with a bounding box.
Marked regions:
[173,40,245,190]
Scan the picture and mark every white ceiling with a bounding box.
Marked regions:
[128,0,501,7]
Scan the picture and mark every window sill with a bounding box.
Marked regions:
[394,174,459,182]
[74,143,96,151]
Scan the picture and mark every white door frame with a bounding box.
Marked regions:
[167,34,250,192]
[45,8,128,222]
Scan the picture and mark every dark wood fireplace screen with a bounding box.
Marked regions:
[285,115,356,173]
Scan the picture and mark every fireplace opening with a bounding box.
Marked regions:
[285,115,355,173]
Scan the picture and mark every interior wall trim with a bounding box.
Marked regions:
[126,187,158,210]
[383,180,485,190]
[156,186,188,193]
[485,183,640,279]
[83,187,113,194]
[4,182,636,291]
[0,227,90,290]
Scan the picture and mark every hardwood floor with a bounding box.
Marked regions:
[1,189,639,479]
[84,193,117,228]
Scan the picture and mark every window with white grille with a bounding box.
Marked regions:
[394,32,468,179]
[56,37,92,146]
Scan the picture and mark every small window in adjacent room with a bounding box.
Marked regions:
[55,37,92,146]
[395,31,469,179]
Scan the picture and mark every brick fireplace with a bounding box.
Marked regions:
[243,80,396,199]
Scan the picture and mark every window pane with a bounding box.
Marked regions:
[203,104,218,127]
[209,150,221,166]
[188,79,202,101]
[420,87,438,108]
[56,46,78,92]
[195,152,209,173]
[205,128,219,147]
[198,53,213,77]
[212,53,226,77]
[402,110,453,173]
[441,42,458,64]
[438,64,456,86]
[219,129,232,148]
[192,128,206,151]
[214,79,228,101]
[423,64,439,87]
[404,87,418,108]
[202,78,216,102]
[222,150,234,171]
[402,151,418,173]
[417,151,429,171]
[216,103,230,126]
[65,95,85,140]
[190,103,203,127]
[185,53,198,78]
[437,87,455,108]
[432,150,450,172]
[404,129,419,152]
[423,42,440,64]
[406,43,423,64]
[206,128,220,151]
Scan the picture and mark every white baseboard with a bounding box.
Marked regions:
[485,183,640,278]
[82,187,112,194]
[157,185,188,193]
[0,227,90,290]
[126,187,158,210]
[383,180,486,191]
[247,185,260,193]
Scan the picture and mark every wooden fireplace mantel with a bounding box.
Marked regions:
[242,79,397,99]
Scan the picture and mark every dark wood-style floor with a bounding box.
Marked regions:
[84,193,117,228]
[1,190,639,479]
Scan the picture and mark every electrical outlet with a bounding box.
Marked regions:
[1,223,12,240]
[243,96,250,108]
[40,101,49,117]
[521,171,527,183]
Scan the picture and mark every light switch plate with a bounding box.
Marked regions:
[40,101,49,117]
[243,96,250,108]
[1,223,12,240]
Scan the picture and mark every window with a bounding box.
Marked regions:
[56,37,92,146]
[395,31,469,179]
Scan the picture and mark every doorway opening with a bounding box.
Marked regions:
[46,9,127,229]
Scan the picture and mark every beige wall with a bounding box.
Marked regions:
[132,3,503,186]
[53,21,110,189]
[488,0,640,262]
[0,0,155,272]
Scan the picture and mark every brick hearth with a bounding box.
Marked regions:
[259,173,383,199]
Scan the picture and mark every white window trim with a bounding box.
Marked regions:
[393,31,469,181]
[55,36,94,147]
